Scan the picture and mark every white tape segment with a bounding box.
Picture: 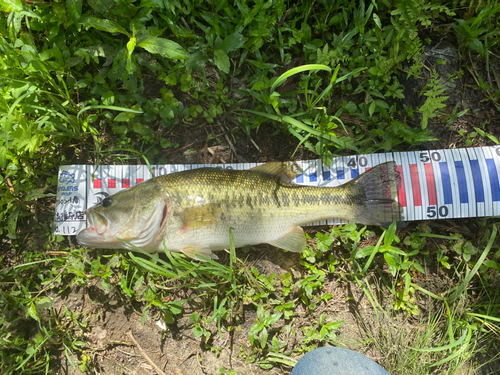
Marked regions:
[54,146,500,235]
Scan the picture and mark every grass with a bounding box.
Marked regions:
[0,0,500,373]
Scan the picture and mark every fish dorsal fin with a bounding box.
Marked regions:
[249,162,302,183]
[268,226,306,253]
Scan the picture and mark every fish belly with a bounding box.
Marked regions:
[161,208,300,252]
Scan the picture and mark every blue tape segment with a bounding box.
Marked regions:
[455,161,468,204]
[296,174,304,183]
[310,172,317,182]
[486,159,500,202]
[323,170,331,181]
[470,159,484,203]
[439,162,453,205]
[337,169,344,180]
[351,169,358,178]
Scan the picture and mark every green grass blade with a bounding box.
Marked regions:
[407,328,468,352]
[411,283,445,301]
[447,224,497,303]
[362,230,386,275]
[76,105,143,122]
[266,352,298,367]
[270,64,331,92]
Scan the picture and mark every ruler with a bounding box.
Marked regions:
[54,146,500,235]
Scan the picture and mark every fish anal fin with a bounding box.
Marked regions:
[268,226,306,253]
[182,245,219,261]
[250,162,302,183]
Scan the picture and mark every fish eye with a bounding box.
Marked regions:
[102,198,113,207]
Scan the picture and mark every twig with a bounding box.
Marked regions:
[22,0,52,4]
[0,168,15,193]
[34,263,69,299]
[163,131,229,158]
[180,17,191,32]
[249,137,262,153]
[218,121,244,162]
[127,331,166,375]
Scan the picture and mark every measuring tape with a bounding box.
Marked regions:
[54,146,500,235]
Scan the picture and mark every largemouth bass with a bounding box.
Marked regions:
[77,162,403,260]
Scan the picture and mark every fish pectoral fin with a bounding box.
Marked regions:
[249,162,302,183]
[182,245,219,261]
[268,226,306,253]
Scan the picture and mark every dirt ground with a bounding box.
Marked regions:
[50,247,406,375]
[33,36,500,375]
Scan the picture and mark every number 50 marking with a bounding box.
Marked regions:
[420,151,441,163]
[427,205,449,218]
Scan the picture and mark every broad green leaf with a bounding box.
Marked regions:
[66,0,82,24]
[126,37,136,73]
[189,312,200,324]
[0,146,7,169]
[384,253,397,276]
[159,106,174,119]
[114,112,135,122]
[27,301,40,322]
[384,222,398,246]
[214,49,230,73]
[220,32,246,53]
[80,16,130,37]
[373,13,382,29]
[187,51,208,70]
[127,37,136,56]
[0,0,23,11]
[474,127,499,144]
[88,0,114,14]
[138,37,188,60]
[368,101,376,116]
[259,327,268,349]
[168,300,183,314]
[483,260,500,271]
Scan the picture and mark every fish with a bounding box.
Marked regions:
[76,161,404,260]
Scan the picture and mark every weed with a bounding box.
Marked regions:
[1,0,499,372]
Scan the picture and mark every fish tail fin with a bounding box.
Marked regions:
[346,162,405,227]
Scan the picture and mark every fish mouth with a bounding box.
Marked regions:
[86,210,109,235]
[76,210,115,247]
